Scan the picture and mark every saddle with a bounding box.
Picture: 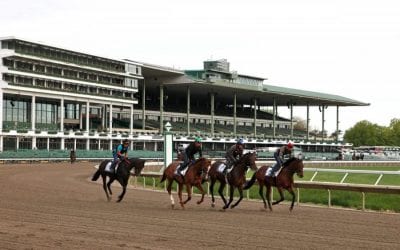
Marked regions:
[265,164,282,177]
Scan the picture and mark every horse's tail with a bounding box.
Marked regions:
[160,171,167,183]
[243,172,257,190]
[91,169,101,181]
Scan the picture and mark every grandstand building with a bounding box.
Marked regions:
[0,37,369,159]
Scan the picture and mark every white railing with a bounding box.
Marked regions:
[133,167,400,211]
[304,168,400,185]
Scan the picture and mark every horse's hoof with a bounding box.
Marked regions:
[211,203,215,208]
[230,205,235,209]
[171,204,175,209]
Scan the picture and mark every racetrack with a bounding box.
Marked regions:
[0,162,399,250]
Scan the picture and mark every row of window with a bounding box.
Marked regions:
[3,99,81,124]
[3,137,161,151]
[3,58,138,88]
[3,73,136,100]
[2,40,127,73]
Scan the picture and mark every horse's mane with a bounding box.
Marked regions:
[282,157,298,167]
[239,152,254,161]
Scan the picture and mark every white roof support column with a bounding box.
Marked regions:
[336,105,340,143]
[233,92,237,137]
[86,101,90,133]
[31,95,36,131]
[319,105,328,142]
[253,98,257,138]
[273,98,276,138]
[60,98,65,131]
[130,104,134,135]
[289,102,294,140]
[159,85,164,134]
[306,104,310,141]
[210,92,215,138]
[109,104,113,134]
[60,98,64,132]
[186,86,190,135]
[142,79,146,130]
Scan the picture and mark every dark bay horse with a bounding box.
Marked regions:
[91,158,146,202]
[244,157,304,211]
[208,152,258,210]
[160,157,211,209]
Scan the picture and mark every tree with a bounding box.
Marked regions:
[293,116,307,131]
[343,120,386,147]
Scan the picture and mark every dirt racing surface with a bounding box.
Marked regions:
[0,162,399,250]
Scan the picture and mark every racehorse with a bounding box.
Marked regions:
[208,152,258,210]
[91,158,146,202]
[160,157,211,209]
[243,157,304,211]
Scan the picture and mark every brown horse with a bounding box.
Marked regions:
[160,157,211,209]
[208,152,258,210]
[244,157,304,211]
[91,158,146,202]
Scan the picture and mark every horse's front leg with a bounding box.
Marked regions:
[195,181,206,205]
[102,175,111,201]
[266,185,273,211]
[107,177,114,196]
[183,183,192,205]
[166,179,175,209]
[223,185,234,210]
[210,178,216,207]
[272,187,285,205]
[287,186,296,211]
[230,187,243,209]
[117,178,127,202]
[178,183,185,209]
[259,184,267,209]
[218,181,228,207]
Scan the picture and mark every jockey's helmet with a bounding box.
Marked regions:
[237,138,244,145]
[122,139,129,145]
[194,136,202,143]
[287,141,294,149]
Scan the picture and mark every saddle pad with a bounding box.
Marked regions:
[174,166,189,176]
[105,162,113,173]
[217,163,226,173]
[265,166,281,177]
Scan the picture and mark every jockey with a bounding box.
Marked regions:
[223,138,244,175]
[176,136,203,177]
[270,141,294,177]
[110,139,130,173]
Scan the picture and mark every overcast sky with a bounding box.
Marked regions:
[1,0,399,135]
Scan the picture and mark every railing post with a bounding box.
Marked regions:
[362,192,366,211]
[246,190,249,200]
[328,189,331,208]
[296,188,300,206]
[152,177,155,190]
[143,177,146,188]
